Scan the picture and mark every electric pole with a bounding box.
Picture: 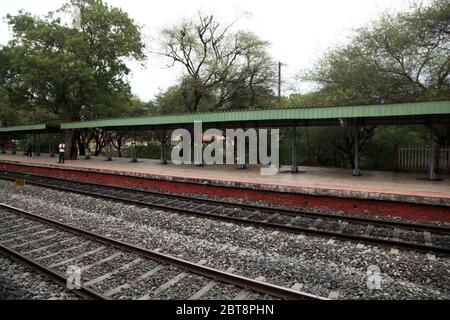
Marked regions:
[278,61,281,103]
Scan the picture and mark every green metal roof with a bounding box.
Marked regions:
[61,100,450,130]
[0,124,47,133]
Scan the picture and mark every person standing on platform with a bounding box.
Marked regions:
[26,142,32,157]
[58,141,66,164]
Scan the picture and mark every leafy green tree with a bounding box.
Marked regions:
[0,88,17,128]
[363,126,426,170]
[152,84,193,115]
[293,0,449,168]
[0,0,145,159]
[299,0,449,104]
[158,13,276,113]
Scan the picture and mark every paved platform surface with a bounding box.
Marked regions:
[1,153,449,206]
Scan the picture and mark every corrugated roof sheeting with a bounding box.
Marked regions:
[0,124,47,133]
[61,100,450,129]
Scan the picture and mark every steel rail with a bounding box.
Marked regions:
[0,243,109,300]
[1,171,449,254]
[63,191,450,254]
[0,203,325,300]
[1,169,449,233]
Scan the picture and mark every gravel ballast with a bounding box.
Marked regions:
[0,180,449,300]
[0,255,79,300]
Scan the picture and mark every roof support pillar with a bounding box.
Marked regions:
[49,133,55,157]
[12,139,16,154]
[160,130,167,164]
[37,133,41,156]
[291,125,298,173]
[33,133,36,155]
[105,131,112,161]
[34,133,41,156]
[84,130,91,159]
[238,136,246,170]
[428,118,436,180]
[352,124,361,176]
[23,136,28,156]
[130,129,137,163]
[238,145,246,169]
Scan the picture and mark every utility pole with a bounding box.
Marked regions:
[277,61,286,107]
[278,61,282,103]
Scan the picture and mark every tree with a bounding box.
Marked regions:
[299,0,449,104]
[0,0,146,159]
[152,85,189,115]
[325,125,376,169]
[85,128,106,156]
[294,0,450,168]
[158,13,276,113]
[110,131,130,157]
[0,88,17,128]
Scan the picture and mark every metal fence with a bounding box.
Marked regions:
[396,146,450,173]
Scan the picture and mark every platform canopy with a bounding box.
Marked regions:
[3,100,450,133]
[60,100,450,130]
[0,124,49,134]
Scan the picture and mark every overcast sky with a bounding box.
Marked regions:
[0,0,416,101]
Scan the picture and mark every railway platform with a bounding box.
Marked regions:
[0,153,449,222]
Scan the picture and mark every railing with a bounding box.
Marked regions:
[395,146,450,173]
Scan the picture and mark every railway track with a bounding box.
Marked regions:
[0,203,323,300]
[1,170,450,254]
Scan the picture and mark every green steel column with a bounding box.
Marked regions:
[352,125,361,176]
[49,133,55,157]
[291,126,298,173]
[160,130,167,164]
[36,134,41,156]
[106,146,112,160]
[33,133,36,155]
[24,137,28,155]
[85,140,91,159]
[428,119,436,180]
[85,131,91,159]
[238,138,246,169]
[130,129,137,162]
[48,134,52,157]
[106,131,112,161]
